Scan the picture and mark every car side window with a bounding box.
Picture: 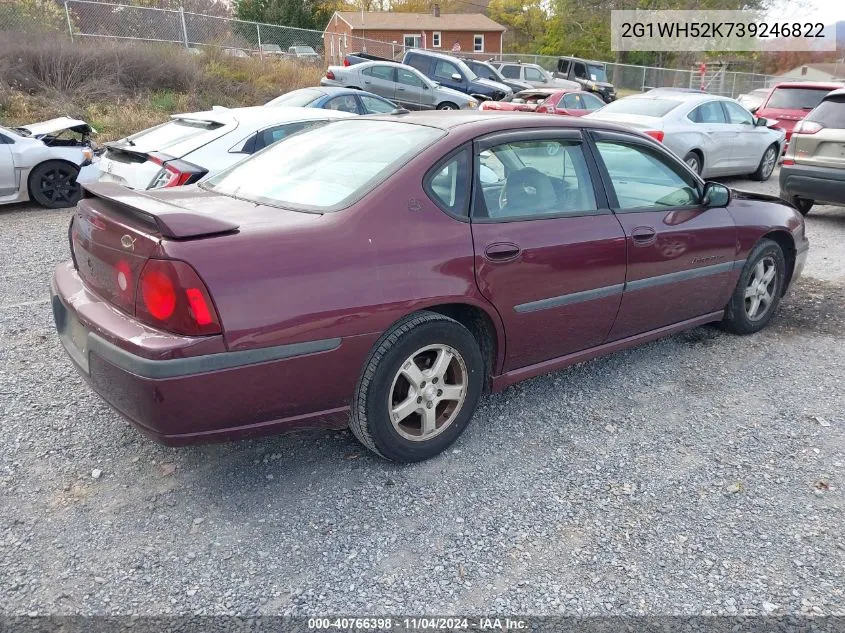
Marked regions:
[688,101,728,124]
[474,139,598,220]
[397,68,424,88]
[364,65,394,82]
[525,67,545,82]
[559,60,570,74]
[434,60,460,81]
[425,149,470,216]
[500,65,520,79]
[253,121,324,153]
[595,141,699,210]
[723,101,754,125]
[573,62,588,79]
[359,95,395,114]
[473,64,493,80]
[325,95,360,114]
[581,93,605,111]
[562,93,581,109]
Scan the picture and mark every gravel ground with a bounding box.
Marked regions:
[1,169,844,618]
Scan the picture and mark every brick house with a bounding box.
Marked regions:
[323,7,506,64]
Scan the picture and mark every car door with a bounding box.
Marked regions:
[360,64,397,101]
[721,100,763,170]
[0,135,17,198]
[396,67,430,110]
[686,100,733,172]
[469,129,628,371]
[589,131,737,340]
[432,58,466,94]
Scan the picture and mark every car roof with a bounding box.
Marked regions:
[406,49,463,62]
[771,81,845,90]
[622,92,732,106]
[172,106,354,126]
[823,87,845,99]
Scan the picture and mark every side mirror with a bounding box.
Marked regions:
[749,105,759,114]
[754,117,768,127]
[451,73,462,82]
[703,182,730,208]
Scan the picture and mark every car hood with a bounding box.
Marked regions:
[475,77,511,93]
[438,85,473,102]
[17,116,97,138]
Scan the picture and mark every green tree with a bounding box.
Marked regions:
[488,0,546,53]
[234,0,323,30]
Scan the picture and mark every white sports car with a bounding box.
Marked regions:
[0,117,96,208]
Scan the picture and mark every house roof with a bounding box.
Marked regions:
[785,63,845,77]
[333,11,506,32]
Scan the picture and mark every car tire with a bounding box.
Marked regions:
[28,161,82,209]
[792,196,813,216]
[350,311,484,462]
[437,102,459,110]
[721,238,786,335]
[749,144,778,181]
[683,151,702,175]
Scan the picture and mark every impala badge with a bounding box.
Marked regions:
[121,235,136,250]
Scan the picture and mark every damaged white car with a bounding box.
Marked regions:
[0,117,96,209]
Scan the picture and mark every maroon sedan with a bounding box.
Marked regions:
[52,113,808,462]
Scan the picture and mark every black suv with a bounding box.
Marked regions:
[461,58,532,94]
[402,50,512,101]
[555,57,616,102]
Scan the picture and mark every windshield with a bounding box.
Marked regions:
[587,63,608,83]
[454,58,477,81]
[766,87,834,110]
[598,98,681,117]
[294,46,316,53]
[266,88,323,107]
[201,120,444,212]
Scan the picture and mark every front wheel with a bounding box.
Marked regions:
[721,239,786,335]
[437,102,459,110]
[750,144,778,181]
[683,151,702,176]
[350,311,484,462]
[28,161,81,209]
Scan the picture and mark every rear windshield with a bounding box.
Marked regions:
[120,118,224,154]
[598,98,681,117]
[766,87,833,110]
[806,95,845,128]
[201,120,444,212]
[266,88,323,107]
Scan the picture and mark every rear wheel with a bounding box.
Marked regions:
[750,144,778,181]
[792,196,813,216]
[437,102,459,110]
[683,151,702,175]
[350,311,484,462]
[721,239,786,335]
[28,161,81,209]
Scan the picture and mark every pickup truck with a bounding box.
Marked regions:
[554,56,617,102]
[343,51,397,66]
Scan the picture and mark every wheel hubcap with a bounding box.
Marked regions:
[388,344,467,442]
[41,168,76,203]
[762,148,776,177]
[686,157,699,172]
[744,256,777,321]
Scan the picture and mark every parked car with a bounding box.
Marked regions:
[343,51,398,66]
[403,49,512,101]
[259,44,285,57]
[52,112,808,462]
[780,87,845,215]
[321,61,477,110]
[0,117,95,208]
[287,45,319,63]
[755,82,843,147]
[266,87,398,114]
[223,48,250,59]
[461,58,532,93]
[736,87,771,112]
[478,88,557,112]
[96,107,353,191]
[534,90,606,116]
[554,56,617,102]
[585,93,784,180]
[492,61,580,92]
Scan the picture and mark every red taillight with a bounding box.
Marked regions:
[793,120,823,135]
[644,130,665,142]
[342,58,350,67]
[148,152,207,190]
[782,159,795,165]
[326,69,336,80]
[136,259,221,336]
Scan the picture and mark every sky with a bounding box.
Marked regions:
[767,0,845,26]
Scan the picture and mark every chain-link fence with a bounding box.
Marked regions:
[3,0,780,98]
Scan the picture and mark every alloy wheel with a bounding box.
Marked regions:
[388,344,468,442]
[39,167,77,204]
[685,156,700,174]
[744,256,777,321]
[761,147,776,179]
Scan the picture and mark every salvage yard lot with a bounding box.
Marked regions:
[1,169,844,615]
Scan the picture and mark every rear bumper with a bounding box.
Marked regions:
[51,261,370,445]
[779,163,845,205]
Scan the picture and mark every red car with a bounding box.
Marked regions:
[479,89,557,112]
[534,90,606,116]
[755,82,843,146]
[52,113,808,462]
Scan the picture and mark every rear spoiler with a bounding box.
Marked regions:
[82,182,239,240]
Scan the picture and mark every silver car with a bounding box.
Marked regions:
[585,92,785,181]
[322,61,478,111]
[493,62,580,91]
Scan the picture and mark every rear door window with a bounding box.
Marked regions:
[425,149,470,216]
[325,95,360,113]
[364,65,395,81]
[688,101,728,124]
[722,101,754,125]
[500,65,520,79]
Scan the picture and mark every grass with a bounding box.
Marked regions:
[0,35,323,141]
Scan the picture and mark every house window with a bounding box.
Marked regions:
[404,34,422,49]
[433,31,441,48]
[473,34,484,52]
